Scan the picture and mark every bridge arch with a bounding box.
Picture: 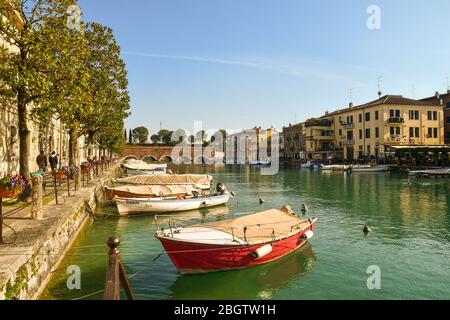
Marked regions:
[124,155,139,160]
[159,155,173,163]
[142,155,158,162]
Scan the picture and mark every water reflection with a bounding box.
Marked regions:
[167,243,316,300]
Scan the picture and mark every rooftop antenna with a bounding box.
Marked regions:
[446,77,449,92]
[349,88,355,103]
[377,76,383,98]
[411,84,416,99]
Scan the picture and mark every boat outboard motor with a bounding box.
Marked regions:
[216,182,226,195]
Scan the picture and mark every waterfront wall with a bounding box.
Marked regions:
[0,163,122,300]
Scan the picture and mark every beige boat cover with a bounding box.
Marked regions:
[122,160,167,170]
[198,209,313,245]
[108,185,196,196]
[115,174,213,186]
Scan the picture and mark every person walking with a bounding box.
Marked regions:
[36,150,47,172]
[49,151,58,172]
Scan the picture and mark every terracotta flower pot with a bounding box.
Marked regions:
[54,172,66,180]
[0,187,23,198]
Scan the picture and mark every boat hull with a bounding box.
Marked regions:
[351,166,388,172]
[157,221,316,275]
[115,194,231,216]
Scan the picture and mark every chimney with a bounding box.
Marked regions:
[325,111,329,115]
[349,102,354,109]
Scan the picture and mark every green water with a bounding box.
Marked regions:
[40,165,450,300]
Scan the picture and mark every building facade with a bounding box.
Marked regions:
[421,91,450,144]
[304,95,445,161]
[1,5,88,177]
[282,122,306,160]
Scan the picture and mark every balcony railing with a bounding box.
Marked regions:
[387,117,404,124]
[341,123,355,129]
[344,139,355,145]
[305,119,333,127]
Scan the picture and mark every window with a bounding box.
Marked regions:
[375,127,379,138]
[428,111,438,120]
[365,129,370,139]
[390,127,400,136]
[375,111,379,120]
[447,116,450,124]
[427,128,438,138]
[447,132,450,139]
[409,127,420,138]
[390,109,401,118]
[409,110,419,120]
[365,112,370,121]
[359,114,362,123]
[347,131,353,140]
[359,129,363,139]
[339,129,342,136]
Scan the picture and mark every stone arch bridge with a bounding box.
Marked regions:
[122,145,217,162]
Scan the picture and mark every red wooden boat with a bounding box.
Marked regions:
[155,205,317,275]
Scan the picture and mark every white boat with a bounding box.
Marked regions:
[122,159,167,171]
[320,164,335,171]
[114,192,232,216]
[114,174,213,190]
[408,168,450,176]
[350,165,389,172]
[125,167,167,176]
[301,161,314,169]
[331,165,350,171]
[248,160,271,166]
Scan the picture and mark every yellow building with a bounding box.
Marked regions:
[306,95,445,161]
[282,122,306,160]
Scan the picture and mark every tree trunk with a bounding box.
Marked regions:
[69,128,78,166]
[18,88,31,180]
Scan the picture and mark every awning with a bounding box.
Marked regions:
[384,145,450,153]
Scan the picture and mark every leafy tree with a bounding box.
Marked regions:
[158,129,173,145]
[132,126,149,144]
[150,134,160,144]
[0,0,79,178]
[128,129,133,144]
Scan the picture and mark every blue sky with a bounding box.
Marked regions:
[79,0,450,134]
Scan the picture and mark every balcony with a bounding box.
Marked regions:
[305,119,333,128]
[341,123,355,129]
[388,135,406,143]
[344,139,355,145]
[387,117,405,124]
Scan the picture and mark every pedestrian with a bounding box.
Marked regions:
[49,151,58,172]
[36,150,47,172]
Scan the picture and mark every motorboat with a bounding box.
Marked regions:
[114,191,231,216]
[105,185,202,201]
[114,174,213,190]
[155,205,317,275]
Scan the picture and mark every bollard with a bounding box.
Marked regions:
[103,236,135,300]
[31,174,43,220]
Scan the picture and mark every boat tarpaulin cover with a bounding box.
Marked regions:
[107,185,197,196]
[115,174,213,186]
[198,209,312,245]
[122,159,167,170]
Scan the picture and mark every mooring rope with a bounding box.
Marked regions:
[71,250,164,300]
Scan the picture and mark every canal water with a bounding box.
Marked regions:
[40,165,450,300]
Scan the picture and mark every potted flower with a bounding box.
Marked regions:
[0,174,28,198]
[81,162,92,174]
[59,166,74,179]
[53,169,66,180]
